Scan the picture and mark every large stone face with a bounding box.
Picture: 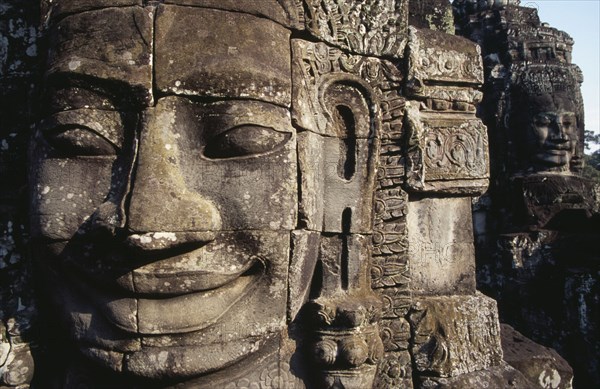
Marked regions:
[11,1,566,388]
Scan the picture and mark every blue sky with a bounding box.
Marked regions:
[515,1,600,151]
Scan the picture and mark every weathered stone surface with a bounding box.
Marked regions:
[407,197,477,295]
[409,293,503,377]
[42,0,143,22]
[298,131,377,233]
[18,0,578,387]
[409,0,455,33]
[127,97,297,232]
[1,344,34,386]
[501,324,574,389]
[303,0,409,58]
[45,7,153,106]
[374,350,413,388]
[403,27,489,195]
[407,27,483,87]
[155,5,292,106]
[417,362,535,389]
[404,106,490,194]
[510,174,600,229]
[162,0,299,28]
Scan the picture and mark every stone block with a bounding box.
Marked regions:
[155,5,291,106]
[46,7,153,106]
[162,0,298,28]
[407,27,483,86]
[297,131,376,233]
[407,197,477,295]
[46,0,143,21]
[501,324,574,389]
[409,293,503,378]
[404,105,490,195]
[303,0,409,58]
[417,362,535,389]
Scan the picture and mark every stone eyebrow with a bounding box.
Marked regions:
[44,73,152,111]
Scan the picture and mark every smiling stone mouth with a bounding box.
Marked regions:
[66,259,266,335]
[61,235,265,295]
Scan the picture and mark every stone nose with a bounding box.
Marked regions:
[126,104,221,243]
[549,119,569,142]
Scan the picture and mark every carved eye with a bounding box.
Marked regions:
[534,115,551,127]
[203,125,290,159]
[45,126,118,156]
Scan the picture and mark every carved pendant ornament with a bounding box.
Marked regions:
[25,0,507,388]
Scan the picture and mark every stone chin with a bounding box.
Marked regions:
[46,267,284,381]
[38,232,289,382]
[532,149,573,172]
[82,337,275,381]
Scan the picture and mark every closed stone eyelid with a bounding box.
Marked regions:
[42,125,120,156]
[202,124,292,159]
[39,109,125,149]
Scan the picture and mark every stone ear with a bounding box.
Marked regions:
[317,76,377,140]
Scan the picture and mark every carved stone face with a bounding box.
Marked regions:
[520,91,578,172]
[30,5,297,382]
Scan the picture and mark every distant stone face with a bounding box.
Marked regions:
[454,1,599,388]
[509,65,582,174]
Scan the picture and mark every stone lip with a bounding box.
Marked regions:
[59,234,265,295]
[69,267,264,335]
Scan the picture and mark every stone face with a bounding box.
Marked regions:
[409,293,503,378]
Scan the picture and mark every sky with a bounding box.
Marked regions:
[530,0,600,152]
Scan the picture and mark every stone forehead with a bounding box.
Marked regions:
[45,0,302,28]
[45,5,293,106]
[45,0,411,58]
[514,64,582,97]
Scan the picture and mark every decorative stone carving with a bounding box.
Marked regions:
[404,27,489,195]
[303,0,409,58]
